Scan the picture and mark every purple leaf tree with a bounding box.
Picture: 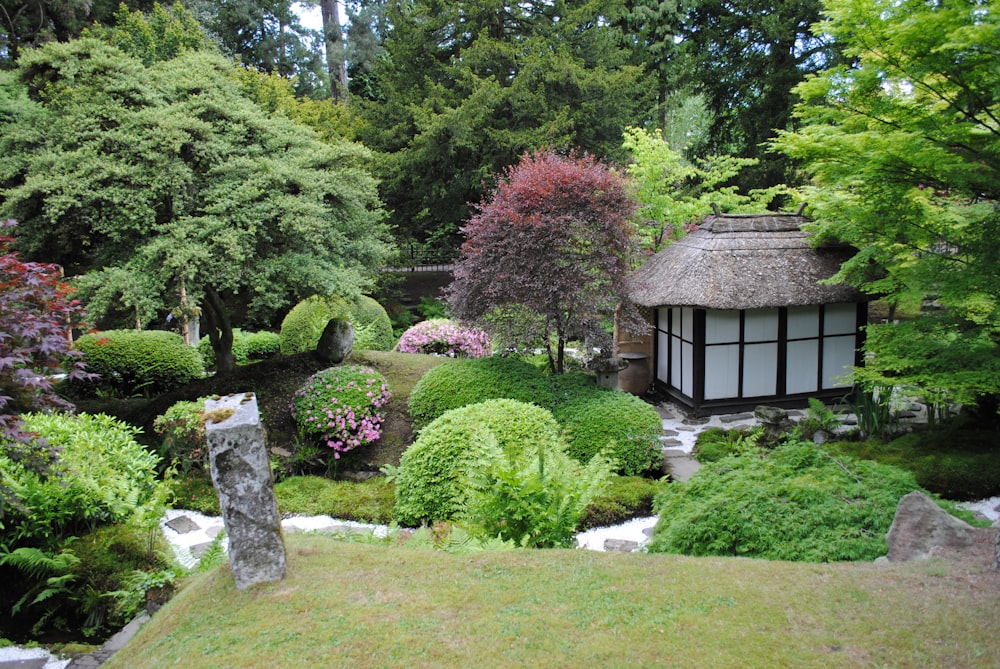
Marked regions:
[447,151,645,373]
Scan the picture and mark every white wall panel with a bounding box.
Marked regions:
[704,344,739,399]
[786,339,819,394]
[787,306,819,339]
[822,335,855,388]
[742,343,777,396]
[744,309,778,342]
[705,310,740,344]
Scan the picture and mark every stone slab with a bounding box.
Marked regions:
[165,515,200,534]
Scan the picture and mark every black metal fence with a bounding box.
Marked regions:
[383,245,457,272]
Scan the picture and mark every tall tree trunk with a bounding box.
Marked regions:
[320,0,348,102]
[203,286,236,372]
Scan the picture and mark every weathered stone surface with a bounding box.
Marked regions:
[885,490,976,562]
[165,515,200,534]
[754,405,789,425]
[316,318,354,363]
[206,393,287,590]
[755,405,794,441]
[720,412,755,424]
[604,539,639,553]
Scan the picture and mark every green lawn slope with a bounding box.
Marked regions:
[105,533,999,669]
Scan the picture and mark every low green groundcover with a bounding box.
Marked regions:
[647,440,921,562]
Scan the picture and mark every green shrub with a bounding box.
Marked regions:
[552,388,663,476]
[153,397,211,473]
[169,470,221,515]
[280,295,394,355]
[1,412,160,551]
[693,426,764,463]
[647,440,922,562]
[579,476,664,529]
[408,356,556,428]
[826,430,1000,501]
[274,476,395,524]
[290,365,391,462]
[460,429,614,548]
[280,295,349,355]
[349,295,396,351]
[73,330,204,398]
[197,329,280,369]
[392,399,565,525]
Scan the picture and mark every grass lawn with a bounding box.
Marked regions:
[104,532,1000,669]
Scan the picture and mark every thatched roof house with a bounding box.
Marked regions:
[624,210,868,414]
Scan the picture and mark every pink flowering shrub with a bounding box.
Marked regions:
[394,318,492,358]
[290,365,391,460]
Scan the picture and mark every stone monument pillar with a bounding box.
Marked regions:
[205,393,287,590]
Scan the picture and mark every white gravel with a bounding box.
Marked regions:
[0,646,71,668]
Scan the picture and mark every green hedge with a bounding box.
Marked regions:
[407,356,556,429]
[552,387,663,476]
[73,330,204,397]
[279,295,394,355]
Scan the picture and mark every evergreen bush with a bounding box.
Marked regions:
[392,399,565,525]
[280,295,394,355]
[827,430,1000,501]
[280,295,351,355]
[552,388,663,476]
[407,356,555,428]
[647,440,922,562]
[73,330,204,398]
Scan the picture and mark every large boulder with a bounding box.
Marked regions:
[315,318,354,363]
[885,490,976,562]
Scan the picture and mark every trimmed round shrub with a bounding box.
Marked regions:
[393,399,565,525]
[291,365,391,460]
[280,295,395,355]
[408,356,556,428]
[349,295,395,351]
[394,318,492,358]
[647,440,922,562]
[153,397,212,472]
[73,330,204,397]
[280,295,351,355]
[197,329,280,369]
[1,412,161,550]
[552,388,663,476]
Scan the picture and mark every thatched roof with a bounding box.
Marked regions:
[628,212,866,310]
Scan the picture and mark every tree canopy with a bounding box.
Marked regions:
[355,0,653,248]
[773,0,1000,410]
[448,150,641,373]
[0,38,391,370]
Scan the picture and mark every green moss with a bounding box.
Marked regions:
[274,476,395,524]
[825,429,1000,501]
